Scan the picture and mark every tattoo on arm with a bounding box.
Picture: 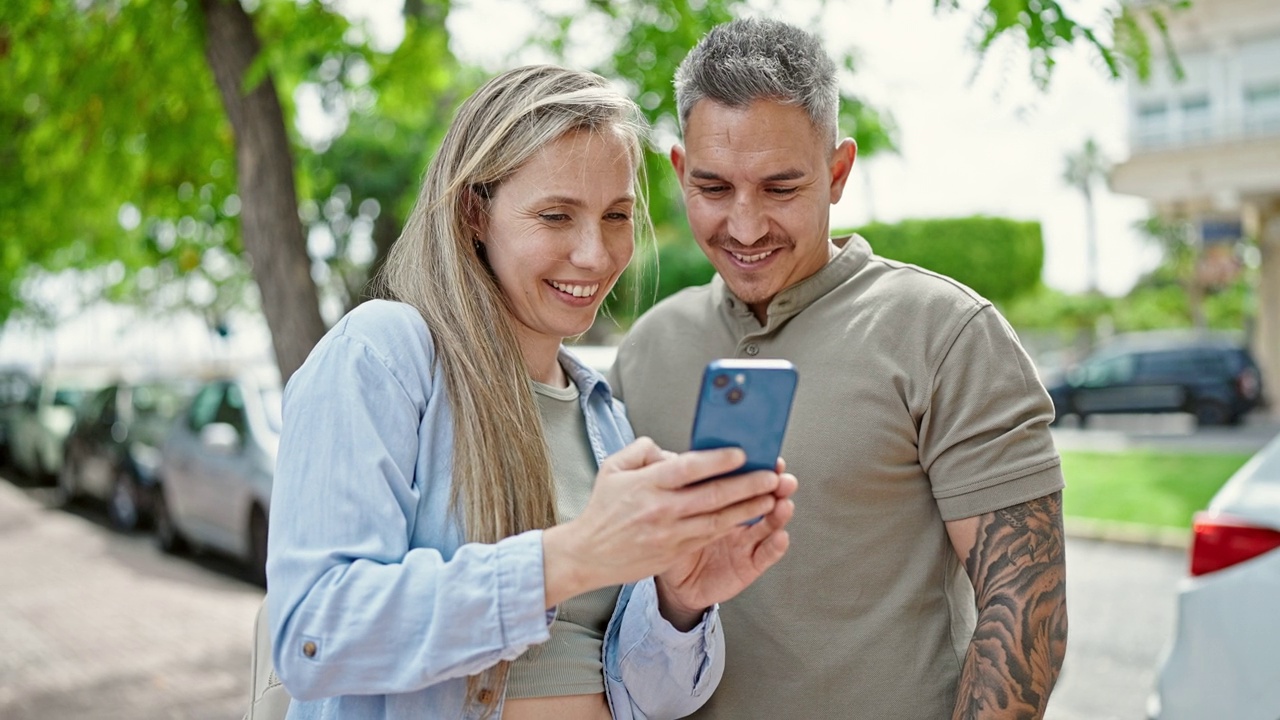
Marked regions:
[953,491,1068,720]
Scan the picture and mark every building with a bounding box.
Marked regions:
[1110,0,1280,414]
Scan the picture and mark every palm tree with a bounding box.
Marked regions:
[1062,138,1110,294]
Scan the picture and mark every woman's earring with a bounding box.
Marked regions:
[472,236,483,252]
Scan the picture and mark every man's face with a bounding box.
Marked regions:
[672,99,855,319]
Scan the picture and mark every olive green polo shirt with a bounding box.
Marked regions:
[610,235,1063,719]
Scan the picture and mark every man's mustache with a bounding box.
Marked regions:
[708,231,794,252]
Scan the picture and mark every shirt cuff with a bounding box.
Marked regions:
[495,529,554,650]
[622,576,721,693]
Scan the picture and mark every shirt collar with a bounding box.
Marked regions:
[557,345,614,404]
[714,234,872,329]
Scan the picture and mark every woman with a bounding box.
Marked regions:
[266,65,797,720]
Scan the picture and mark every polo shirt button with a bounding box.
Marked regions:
[302,641,317,658]
[745,344,759,356]
[477,688,496,704]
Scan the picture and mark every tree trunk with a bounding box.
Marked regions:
[199,0,326,383]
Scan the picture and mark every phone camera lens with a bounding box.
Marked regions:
[713,374,730,389]
[726,387,744,404]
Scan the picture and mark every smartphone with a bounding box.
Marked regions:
[690,359,799,481]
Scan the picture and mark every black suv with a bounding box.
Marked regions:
[1046,333,1265,427]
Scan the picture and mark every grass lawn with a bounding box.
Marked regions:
[1060,450,1255,530]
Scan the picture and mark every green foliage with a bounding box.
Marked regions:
[850,216,1044,304]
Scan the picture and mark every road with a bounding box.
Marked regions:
[0,468,1192,720]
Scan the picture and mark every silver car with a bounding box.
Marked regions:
[1147,433,1280,719]
[152,368,281,585]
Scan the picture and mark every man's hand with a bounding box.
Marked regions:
[654,462,798,631]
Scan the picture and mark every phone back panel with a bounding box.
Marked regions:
[690,359,799,474]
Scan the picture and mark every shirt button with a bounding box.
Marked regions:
[477,689,496,704]
[302,641,317,658]
[745,344,759,356]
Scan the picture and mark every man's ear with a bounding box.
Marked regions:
[670,144,686,182]
[828,138,857,204]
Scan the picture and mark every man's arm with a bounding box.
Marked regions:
[945,491,1068,720]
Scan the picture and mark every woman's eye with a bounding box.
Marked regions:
[539,213,569,223]
[605,211,631,222]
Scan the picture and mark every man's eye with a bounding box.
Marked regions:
[698,185,729,195]
[768,187,798,196]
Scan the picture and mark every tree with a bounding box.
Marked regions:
[2,0,1190,372]
[1062,137,1110,294]
[1135,215,1207,329]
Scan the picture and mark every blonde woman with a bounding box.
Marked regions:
[266,65,797,720]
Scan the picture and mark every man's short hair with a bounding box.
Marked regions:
[674,17,840,144]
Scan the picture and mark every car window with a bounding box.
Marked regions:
[214,383,248,433]
[188,384,225,431]
[133,383,187,420]
[1081,354,1136,387]
[52,386,88,409]
[1136,351,1197,380]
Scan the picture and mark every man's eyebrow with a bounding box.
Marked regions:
[689,169,807,182]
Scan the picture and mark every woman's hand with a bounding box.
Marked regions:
[653,464,797,630]
[541,438,782,609]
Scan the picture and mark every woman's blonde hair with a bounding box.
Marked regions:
[374,65,651,713]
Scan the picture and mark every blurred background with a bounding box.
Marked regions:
[1,1,1278,719]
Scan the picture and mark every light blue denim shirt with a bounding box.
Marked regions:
[267,300,723,720]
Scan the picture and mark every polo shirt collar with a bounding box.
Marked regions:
[714,234,872,330]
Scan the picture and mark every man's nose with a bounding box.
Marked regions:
[726,194,768,245]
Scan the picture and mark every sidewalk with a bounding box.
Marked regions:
[0,477,262,720]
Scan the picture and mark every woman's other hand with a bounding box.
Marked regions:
[541,437,783,609]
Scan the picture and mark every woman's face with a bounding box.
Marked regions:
[480,128,636,353]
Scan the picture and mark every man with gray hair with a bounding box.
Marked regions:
[610,17,1067,719]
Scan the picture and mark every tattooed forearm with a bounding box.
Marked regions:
[952,492,1068,720]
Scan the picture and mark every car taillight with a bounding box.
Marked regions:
[1190,512,1280,576]
[1236,367,1260,401]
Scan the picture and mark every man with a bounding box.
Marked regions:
[610,17,1068,719]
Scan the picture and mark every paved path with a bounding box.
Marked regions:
[0,479,262,720]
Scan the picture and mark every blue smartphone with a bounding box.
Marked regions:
[690,359,799,480]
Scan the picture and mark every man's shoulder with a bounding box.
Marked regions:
[626,282,718,340]
[858,253,991,317]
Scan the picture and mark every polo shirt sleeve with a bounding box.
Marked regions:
[919,305,1064,521]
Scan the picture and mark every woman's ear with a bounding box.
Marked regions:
[463,183,491,239]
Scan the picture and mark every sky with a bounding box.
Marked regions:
[0,0,1164,370]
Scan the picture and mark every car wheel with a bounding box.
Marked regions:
[152,486,187,555]
[1193,399,1230,427]
[247,506,269,588]
[107,471,141,532]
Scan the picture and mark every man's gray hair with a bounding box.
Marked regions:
[674,17,839,144]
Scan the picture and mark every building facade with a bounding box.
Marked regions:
[1111,0,1280,414]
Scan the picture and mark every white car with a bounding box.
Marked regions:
[1147,433,1280,719]
[152,367,281,585]
[7,370,110,481]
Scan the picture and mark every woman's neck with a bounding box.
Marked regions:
[517,331,569,388]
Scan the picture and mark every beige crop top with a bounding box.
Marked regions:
[504,377,622,699]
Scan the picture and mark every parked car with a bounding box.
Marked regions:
[58,378,195,531]
[7,370,110,482]
[1146,433,1280,719]
[0,367,36,465]
[152,368,281,584]
[1046,333,1264,427]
